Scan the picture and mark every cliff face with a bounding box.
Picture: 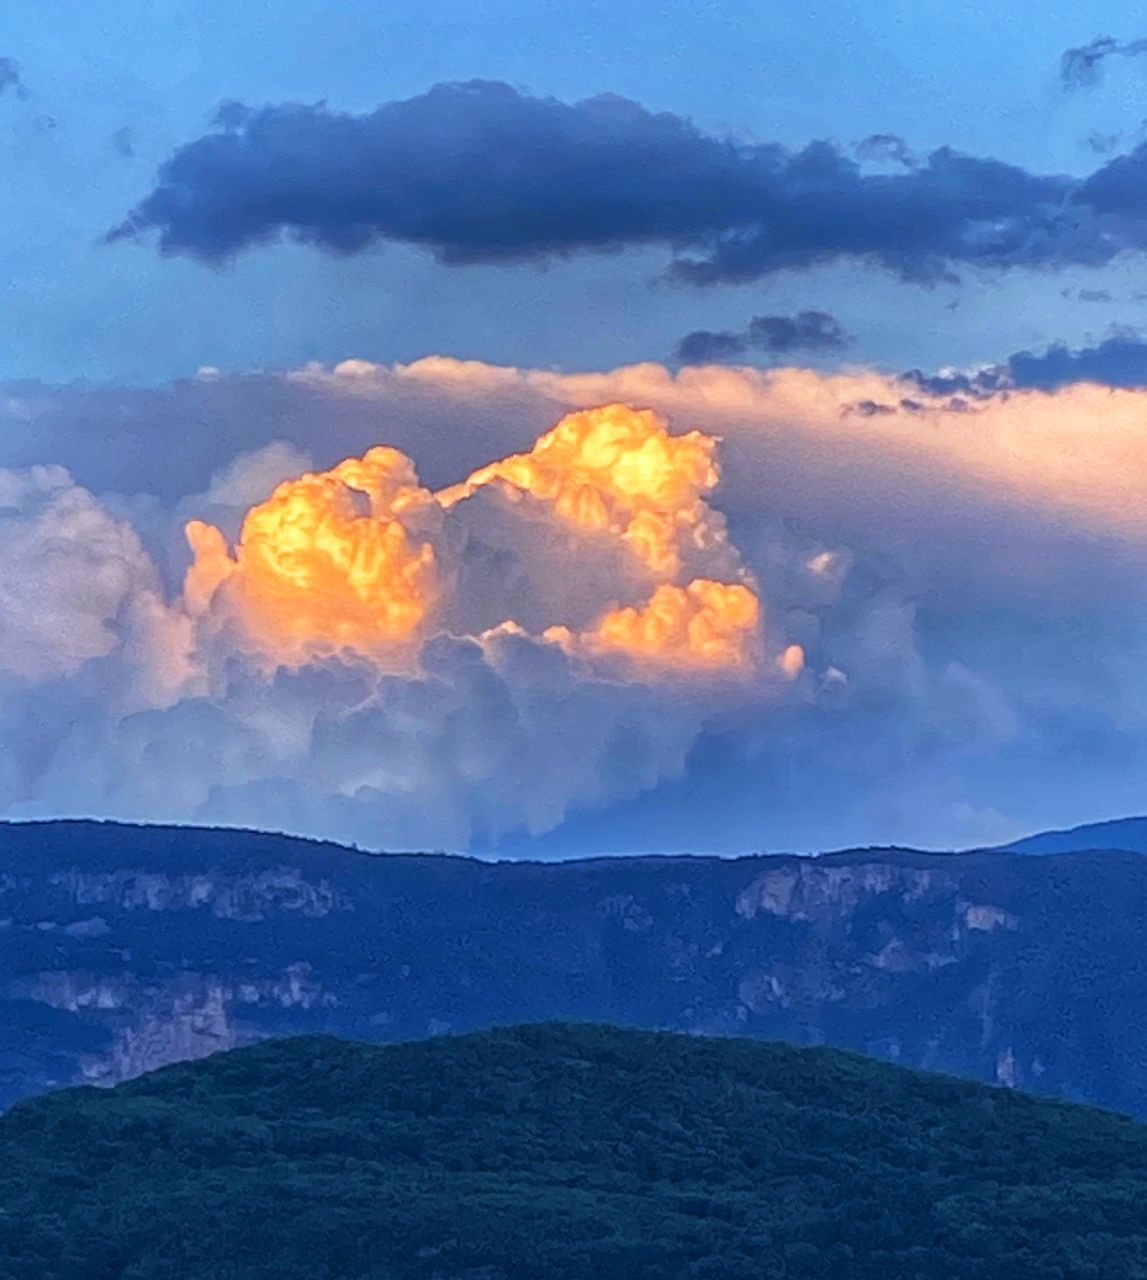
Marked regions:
[2,820,1146,1115]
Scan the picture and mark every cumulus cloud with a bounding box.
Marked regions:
[0,402,799,850]
[0,467,166,681]
[676,309,852,363]
[28,628,714,852]
[3,355,1147,851]
[108,79,1147,287]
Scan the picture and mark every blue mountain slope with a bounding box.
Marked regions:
[999,816,1147,855]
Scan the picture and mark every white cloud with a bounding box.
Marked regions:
[0,466,166,681]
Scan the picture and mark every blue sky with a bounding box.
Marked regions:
[6,0,1147,384]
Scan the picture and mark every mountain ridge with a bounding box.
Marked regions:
[6,817,1147,1115]
[15,810,1147,862]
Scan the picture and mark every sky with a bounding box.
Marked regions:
[3,1,1147,854]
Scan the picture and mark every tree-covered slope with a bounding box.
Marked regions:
[3,1024,1147,1279]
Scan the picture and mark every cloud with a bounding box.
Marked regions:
[1084,130,1125,155]
[112,126,135,158]
[0,402,797,850]
[748,311,853,354]
[0,467,169,682]
[109,79,1147,287]
[676,330,748,364]
[853,134,917,168]
[9,354,1147,573]
[183,445,442,665]
[906,329,1147,394]
[3,355,1147,851]
[676,309,852,363]
[0,57,26,100]
[1061,35,1147,89]
[35,628,717,852]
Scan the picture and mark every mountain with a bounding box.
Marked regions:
[999,815,1147,855]
[5,819,1147,1116]
[5,1023,1147,1279]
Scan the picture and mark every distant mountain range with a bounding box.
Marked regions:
[5,1023,1147,1279]
[996,815,1147,855]
[5,817,1147,1116]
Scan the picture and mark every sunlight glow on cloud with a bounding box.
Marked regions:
[548,579,764,671]
[182,403,763,674]
[185,447,441,666]
[438,403,723,578]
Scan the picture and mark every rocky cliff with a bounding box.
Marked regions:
[2,820,1146,1114]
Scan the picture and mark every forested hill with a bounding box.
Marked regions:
[4,1023,1147,1279]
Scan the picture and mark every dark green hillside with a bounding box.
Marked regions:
[3,1025,1147,1278]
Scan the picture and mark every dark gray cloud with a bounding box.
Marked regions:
[0,58,26,100]
[748,310,852,352]
[676,330,748,363]
[1084,129,1125,155]
[1078,142,1147,225]
[111,79,1147,287]
[1003,332,1147,389]
[1062,35,1147,89]
[676,309,852,363]
[853,134,917,168]
[112,127,135,158]
[906,329,1147,395]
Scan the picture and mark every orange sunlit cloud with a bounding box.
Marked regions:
[437,402,726,576]
[183,405,765,673]
[185,447,439,664]
[547,580,763,670]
